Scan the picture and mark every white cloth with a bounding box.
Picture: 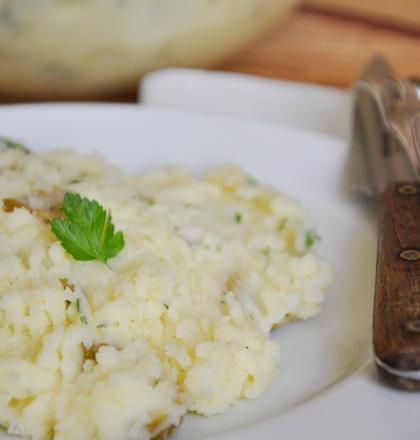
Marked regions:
[140,68,352,140]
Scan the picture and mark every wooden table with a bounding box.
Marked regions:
[218,4,420,89]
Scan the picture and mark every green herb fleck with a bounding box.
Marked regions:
[138,195,155,205]
[163,303,169,310]
[234,212,242,224]
[262,247,270,257]
[69,179,82,184]
[304,230,321,248]
[0,136,30,154]
[96,323,107,328]
[50,193,125,263]
[277,218,287,231]
[80,315,88,325]
[75,297,81,313]
[246,178,257,186]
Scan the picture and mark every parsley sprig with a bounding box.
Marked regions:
[50,193,125,263]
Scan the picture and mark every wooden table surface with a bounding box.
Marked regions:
[218,4,420,89]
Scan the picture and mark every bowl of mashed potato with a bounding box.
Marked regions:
[0,0,296,99]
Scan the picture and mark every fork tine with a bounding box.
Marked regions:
[387,134,417,183]
[347,92,377,195]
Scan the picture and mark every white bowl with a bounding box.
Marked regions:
[0,0,296,99]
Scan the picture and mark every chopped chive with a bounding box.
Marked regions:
[277,218,287,231]
[0,137,30,154]
[75,298,81,313]
[234,212,242,224]
[96,323,106,328]
[80,315,88,325]
[163,303,169,310]
[305,230,321,248]
[262,247,270,257]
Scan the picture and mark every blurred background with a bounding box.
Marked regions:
[0,0,418,103]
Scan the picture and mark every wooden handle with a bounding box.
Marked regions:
[374,182,420,390]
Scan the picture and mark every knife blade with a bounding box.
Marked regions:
[350,55,420,390]
[350,56,418,194]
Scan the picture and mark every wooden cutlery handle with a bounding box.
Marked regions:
[374,182,420,390]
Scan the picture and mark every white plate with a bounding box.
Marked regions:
[0,104,417,440]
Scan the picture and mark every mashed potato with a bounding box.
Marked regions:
[0,146,331,440]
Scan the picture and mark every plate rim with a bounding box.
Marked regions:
[0,102,345,147]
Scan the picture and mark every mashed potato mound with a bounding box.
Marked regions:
[0,147,332,440]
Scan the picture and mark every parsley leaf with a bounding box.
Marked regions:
[50,193,125,263]
[234,212,242,224]
[304,230,320,248]
[0,136,30,154]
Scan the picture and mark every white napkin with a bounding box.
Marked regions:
[140,68,352,140]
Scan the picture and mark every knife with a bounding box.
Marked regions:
[350,55,420,390]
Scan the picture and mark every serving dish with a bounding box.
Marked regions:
[0,0,295,99]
